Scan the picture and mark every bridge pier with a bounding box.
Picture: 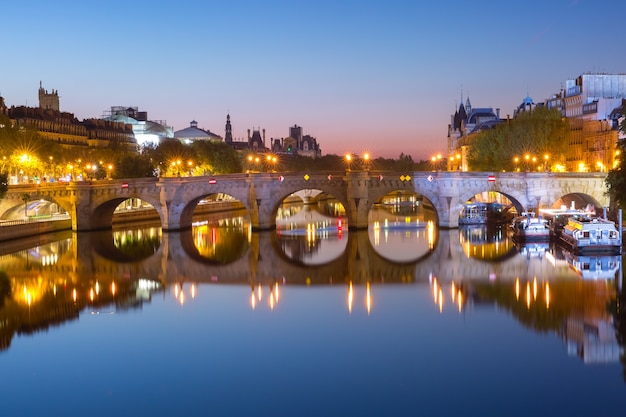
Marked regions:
[1,172,611,233]
[345,171,371,230]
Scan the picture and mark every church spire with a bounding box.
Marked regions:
[225,113,233,143]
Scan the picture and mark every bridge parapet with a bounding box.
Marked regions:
[1,172,610,231]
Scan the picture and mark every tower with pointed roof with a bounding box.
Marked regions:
[225,113,233,144]
[447,92,500,171]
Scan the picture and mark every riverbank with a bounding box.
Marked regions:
[0,218,72,243]
[0,200,246,243]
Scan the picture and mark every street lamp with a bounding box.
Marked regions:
[513,156,520,172]
[543,154,550,172]
[596,161,605,172]
[171,159,182,176]
[48,156,54,181]
[86,164,97,180]
[524,154,530,171]
[345,154,352,171]
[431,153,443,171]
[363,153,370,171]
[266,155,278,172]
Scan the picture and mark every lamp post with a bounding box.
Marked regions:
[543,154,550,172]
[431,153,443,171]
[513,157,520,172]
[596,161,605,172]
[171,160,182,176]
[48,156,54,181]
[21,193,30,220]
[345,154,352,171]
[187,160,194,176]
[363,153,370,171]
[524,154,530,171]
[266,155,277,172]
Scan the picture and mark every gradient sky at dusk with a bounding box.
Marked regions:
[2,0,624,160]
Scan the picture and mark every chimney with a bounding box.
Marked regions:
[496,108,500,119]
[263,129,266,146]
[247,129,251,140]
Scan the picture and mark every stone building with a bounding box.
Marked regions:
[38,81,59,111]
[448,73,626,172]
[174,120,221,144]
[559,73,626,172]
[270,124,322,158]
[447,96,502,171]
[103,106,173,147]
[2,83,136,151]
[8,105,136,150]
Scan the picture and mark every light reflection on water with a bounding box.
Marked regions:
[0,206,625,416]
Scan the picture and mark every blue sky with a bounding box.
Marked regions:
[1,0,624,160]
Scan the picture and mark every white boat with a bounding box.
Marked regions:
[459,202,514,225]
[510,212,550,242]
[539,204,595,237]
[559,215,622,254]
[459,202,488,225]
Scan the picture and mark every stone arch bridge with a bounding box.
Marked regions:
[0,171,609,231]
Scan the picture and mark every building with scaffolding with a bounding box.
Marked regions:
[103,106,173,147]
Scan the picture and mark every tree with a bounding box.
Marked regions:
[146,139,197,176]
[605,105,626,211]
[113,154,157,179]
[21,193,30,219]
[190,141,242,174]
[467,107,570,172]
[0,171,7,200]
[0,115,67,181]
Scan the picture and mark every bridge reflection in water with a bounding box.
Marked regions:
[0,204,624,364]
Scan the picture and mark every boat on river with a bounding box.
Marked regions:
[539,204,596,238]
[559,215,622,254]
[459,202,515,226]
[510,212,550,242]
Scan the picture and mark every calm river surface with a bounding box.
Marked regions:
[0,201,625,417]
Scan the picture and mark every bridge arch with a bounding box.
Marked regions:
[552,192,603,211]
[264,177,349,230]
[2,172,610,231]
[159,176,253,230]
[0,192,72,221]
[91,194,163,230]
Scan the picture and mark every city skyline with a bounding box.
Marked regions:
[2,0,624,161]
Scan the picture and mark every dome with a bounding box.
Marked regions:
[520,96,534,107]
[174,121,222,141]
[174,125,211,139]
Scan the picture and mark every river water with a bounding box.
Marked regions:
[0,200,624,417]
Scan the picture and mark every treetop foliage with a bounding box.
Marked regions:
[605,103,626,209]
[467,107,570,172]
